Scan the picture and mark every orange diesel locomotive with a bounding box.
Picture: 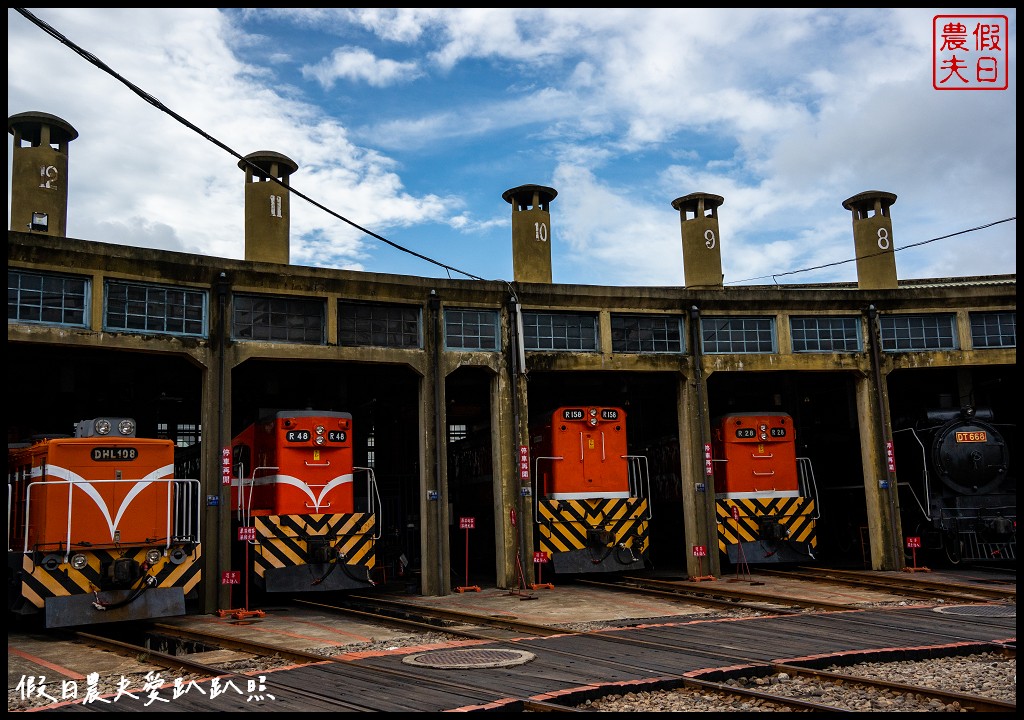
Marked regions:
[230,410,379,593]
[712,412,819,565]
[530,406,651,574]
[7,418,201,628]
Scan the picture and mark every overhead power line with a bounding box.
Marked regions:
[728,216,1017,285]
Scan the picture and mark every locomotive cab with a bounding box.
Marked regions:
[229,410,379,594]
[529,406,651,575]
[895,406,1016,564]
[7,417,202,628]
[711,412,819,565]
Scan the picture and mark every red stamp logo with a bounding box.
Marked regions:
[933,15,1008,90]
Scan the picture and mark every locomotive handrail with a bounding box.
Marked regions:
[532,456,563,517]
[623,454,653,520]
[796,457,821,520]
[896,481,930,520]
[752,470,776,476]
[21,477,201,558]
[892,427,933,519]
[240,464,279,530]
[353,466,382,540]
[239,464,380,539]
[752,453,775,458]
[304,461,330,467]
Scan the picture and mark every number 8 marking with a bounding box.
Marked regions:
[877,228,890,250]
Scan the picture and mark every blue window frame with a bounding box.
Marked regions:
[522,311,598,351]
[879,314,958,351]
[790,316,861,352]
[8,269,89,327]
[445,308,500,351]
[701,317,776,354]
[105,280,207,337]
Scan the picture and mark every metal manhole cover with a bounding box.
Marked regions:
[933,604,1015,618]
[402,648,535,669]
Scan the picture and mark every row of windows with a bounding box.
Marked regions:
[8,269,1017,353]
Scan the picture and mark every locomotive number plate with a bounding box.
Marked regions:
[91,447,138,461]
[955,431,987,443]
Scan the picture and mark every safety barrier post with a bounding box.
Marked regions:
[217,525,266,619]
[726,507,757,584]
[529,551,554,590]
[902,535,931,573]
[454,517,481,592]
[688,544,715,582]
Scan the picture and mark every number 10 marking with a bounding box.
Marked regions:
[534,222,548,242]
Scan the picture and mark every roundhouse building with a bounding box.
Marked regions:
[8,111,1016,615]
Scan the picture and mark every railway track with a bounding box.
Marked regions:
[758,566,1017,604]
[574,566,1016,614]
[17,616,1012,713]
[9,574,1015,713]
[578,575,848,612]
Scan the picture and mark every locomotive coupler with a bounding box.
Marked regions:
[307,537,334,563]
[759,518,787,543]
[587,528,614,549]
[103,557,143,588]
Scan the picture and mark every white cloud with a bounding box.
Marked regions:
[302,47,423,89]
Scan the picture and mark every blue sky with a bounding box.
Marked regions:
[7,8,1017,286]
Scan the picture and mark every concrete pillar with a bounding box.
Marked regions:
[8,111,78,237]
[671,192,725,289]
[503,184,557,283]
[843,191,898,290]
[239,151,298,264]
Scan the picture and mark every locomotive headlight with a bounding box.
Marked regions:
[70,553,89,570]
[146,548,163,565]
[118,419,136,436]
[589,408,597,417]
[315,425,325,435]
[314,435,326,445]
[94,419,112,435]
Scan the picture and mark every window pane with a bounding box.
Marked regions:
[339,301,421,348]
[970,311,1015,348]
[611,314,684,353]
[879,314,957,351]
[444,309,500,351]
[231,293,323,344]
[790,316,861,352]
[522,312,598,351]
[700,317,776,353]
[105,281,208,338]
[8,269,89,327]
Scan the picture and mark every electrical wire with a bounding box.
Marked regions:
[727,216,1016,286]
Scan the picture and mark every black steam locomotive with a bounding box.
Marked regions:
[893,406,1015,565]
